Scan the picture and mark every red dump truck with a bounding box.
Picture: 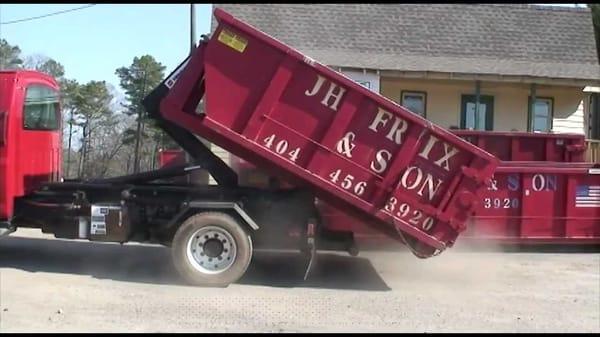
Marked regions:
[0,8,499,287]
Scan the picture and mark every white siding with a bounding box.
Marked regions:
[552,99,585,135]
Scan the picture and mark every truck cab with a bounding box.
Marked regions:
[0,70,62,230]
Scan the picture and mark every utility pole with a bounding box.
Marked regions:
[186,3,212,185]
[185,3,196,183]
[133,69,147,174]
[191,3,197,51]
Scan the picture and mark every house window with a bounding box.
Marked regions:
[528,97,553,132]
[401,91,426,117]
[23,85,60,131]
[355,80,371,89]
[461,95,494,131]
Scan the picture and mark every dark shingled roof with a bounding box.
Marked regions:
[211,4,600,83]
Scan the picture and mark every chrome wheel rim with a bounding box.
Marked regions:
[186,226,237,274]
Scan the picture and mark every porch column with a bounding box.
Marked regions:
[474,80,481,130]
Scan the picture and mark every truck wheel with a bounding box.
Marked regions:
[171,212,253,287]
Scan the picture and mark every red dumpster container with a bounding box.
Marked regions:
[317,162,600,245]
[451,130,586,162]
[156,149,188,184]
[463,162,600,244]
[158,8,499,256]
[158,149,187,168]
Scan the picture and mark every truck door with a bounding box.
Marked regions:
[0,109,8,220]
[18,83,61,195]
[0,73,16,220]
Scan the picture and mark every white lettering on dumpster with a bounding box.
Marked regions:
[367,109,459,173]
[384,197,435,231]
[336,132,356,158]
[370,149,392,174]
[487,178,499,191]
[399,166,444,201]
[532,174,557,192]
[305,74,347,111]
[362,133,459,176]
[484,198,519,209]
[368,108,408,145]
[263,134,301,162]
[329,169,367,196]
[418,135,460,172]
[302,75,466,223]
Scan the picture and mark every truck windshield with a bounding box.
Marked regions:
[23,85,60,131]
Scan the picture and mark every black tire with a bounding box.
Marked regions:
[171,212,253,287]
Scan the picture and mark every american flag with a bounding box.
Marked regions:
[575,185,600,208]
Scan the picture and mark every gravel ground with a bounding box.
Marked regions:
[0,228,598,333]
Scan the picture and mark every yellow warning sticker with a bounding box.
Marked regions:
[218,29,248,53]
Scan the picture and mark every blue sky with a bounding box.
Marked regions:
[0,4,213,91]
